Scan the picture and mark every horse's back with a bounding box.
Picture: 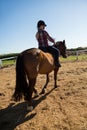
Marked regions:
[21,48,40,78]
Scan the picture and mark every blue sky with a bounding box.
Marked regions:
[0,0,87,54]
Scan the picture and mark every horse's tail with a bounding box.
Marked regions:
[12,54,29,101]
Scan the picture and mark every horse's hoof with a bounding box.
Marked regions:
[40,89,45,95]
[55,85,60,88]
[55,85,58,88]
[27,105,33,111]
[34,93,39,98]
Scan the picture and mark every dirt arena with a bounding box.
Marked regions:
[0,61,87,130]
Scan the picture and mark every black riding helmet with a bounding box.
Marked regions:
[37,20,47,28]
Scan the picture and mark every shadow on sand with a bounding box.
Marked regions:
[0,87,57,130]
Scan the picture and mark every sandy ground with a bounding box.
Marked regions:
[0,61,87,130]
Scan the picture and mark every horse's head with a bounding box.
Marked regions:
[54,40,67,58]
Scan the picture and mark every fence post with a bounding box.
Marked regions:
[76,51,78,60]
[0,59,2,68]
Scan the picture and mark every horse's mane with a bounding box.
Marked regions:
[54,40,65,48]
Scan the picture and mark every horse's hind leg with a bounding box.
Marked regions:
[26,78,36,111]
[40,74,49,94]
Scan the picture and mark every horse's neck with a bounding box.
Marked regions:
[54,43,60,50]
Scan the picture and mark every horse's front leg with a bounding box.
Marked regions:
[54,67,59,88]
[40,74,49,94]
[33,88,39,98]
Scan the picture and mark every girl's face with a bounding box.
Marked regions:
[40,25,45,30]
[43,25,45,29]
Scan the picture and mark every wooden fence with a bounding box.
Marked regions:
[0,56,17,68]
[67,49,87,60]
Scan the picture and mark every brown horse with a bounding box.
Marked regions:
[12,40,67,110]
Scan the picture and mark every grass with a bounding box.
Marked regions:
[2,59,16,66]
[60,54,87,62]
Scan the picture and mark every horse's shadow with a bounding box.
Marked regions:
[0,102,36,130]
[0,87,57,130]
[33,87,57,108]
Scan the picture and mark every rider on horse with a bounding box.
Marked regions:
[36,20,61,67]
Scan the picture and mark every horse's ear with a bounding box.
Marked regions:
[63,40,65,44]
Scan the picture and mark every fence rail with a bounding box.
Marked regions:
[1,56,17,61]
[0,56,17,68]
[75,49,87,60]
[67,49,87,60]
